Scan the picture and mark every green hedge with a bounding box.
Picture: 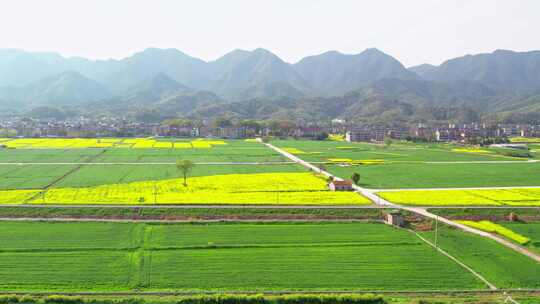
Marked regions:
[0,294,386,304]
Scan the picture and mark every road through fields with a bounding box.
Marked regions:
[265,142,540,263]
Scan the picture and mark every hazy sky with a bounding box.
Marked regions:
[1,0,539,67]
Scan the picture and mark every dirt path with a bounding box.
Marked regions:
[0,161,296,165]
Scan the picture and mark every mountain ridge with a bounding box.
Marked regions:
[1,47,540,124]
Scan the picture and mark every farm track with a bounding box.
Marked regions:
[266,142,540,264]
[2,289,539,296]
[0,162,297,165]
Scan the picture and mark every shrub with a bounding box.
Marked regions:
[43,296,84,304]
[0,296,19,304]
[18,297,36,304]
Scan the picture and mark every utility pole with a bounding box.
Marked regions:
[154,183,157,205]
[435,215,439,249]
[276,183,280,205]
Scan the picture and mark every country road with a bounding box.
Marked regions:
[265,141,540,263]
[0,161,296,165]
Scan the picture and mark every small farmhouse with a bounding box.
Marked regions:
[328,180,353,191]
[386,210,404,227]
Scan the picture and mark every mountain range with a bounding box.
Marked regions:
[1,47,540,123]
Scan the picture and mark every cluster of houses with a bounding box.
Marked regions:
[0,117,344,139]
[2,116,540,144]
[345,123,540,143]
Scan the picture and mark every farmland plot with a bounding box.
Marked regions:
[0,221,486,292]
[0,251,134,291]
[378,188,540,206]
[419,227,540,289]
[0,164,79,190]
[54,164,305,188]
[501,222,540,254]
[272,140,540,188]
[33,172,371,205]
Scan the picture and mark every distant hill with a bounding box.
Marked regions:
[294,48,419,96]
[411,49,540,94]
[1,47,540,123]
[122,73,191,105]
[208,48,311,99]
[0,71,111,106]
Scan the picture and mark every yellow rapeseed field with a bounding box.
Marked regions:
[328,134,345,141]
[327,158,384,165]
[1,138,228,149]
[451,148,492,154]
[0,190,42,204]
[456,220,530,244]
[378,188,540,206]
[282,148,307,154]
[14,173,371,205]
[509,137,540,143]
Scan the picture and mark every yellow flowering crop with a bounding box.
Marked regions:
[0,190,42,204]
[378,188,540,206]
[456,220,530,244]
[452,148,492,154]
[1,138,228,150]
[282,148,306,154]
[8,173,371,205]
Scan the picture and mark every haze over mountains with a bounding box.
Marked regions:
[1,47,540,123]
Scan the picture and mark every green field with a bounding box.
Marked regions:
[501,222,540,253]
[272,140,540,188]
[0,221,486,292]
[0,139,294,191]
[0,139,285,163]
[419,226,540,288]
[0,163,307,190]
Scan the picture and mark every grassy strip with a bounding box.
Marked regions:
[0,294,386,304]
[2,293,540,304]
[0,207,383,220]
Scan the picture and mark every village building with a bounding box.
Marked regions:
[386,210,405,227]
[328,180,354,191]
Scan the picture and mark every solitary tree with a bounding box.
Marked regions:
[351,172,360,185]
[176,160,195,186]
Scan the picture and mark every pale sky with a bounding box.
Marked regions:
[1,0,539,67]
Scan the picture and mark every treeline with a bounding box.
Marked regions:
[0,294,386,304]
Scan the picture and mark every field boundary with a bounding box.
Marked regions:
[1,289,539,296]
[0,162,297,165]
[0,217,382,223]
